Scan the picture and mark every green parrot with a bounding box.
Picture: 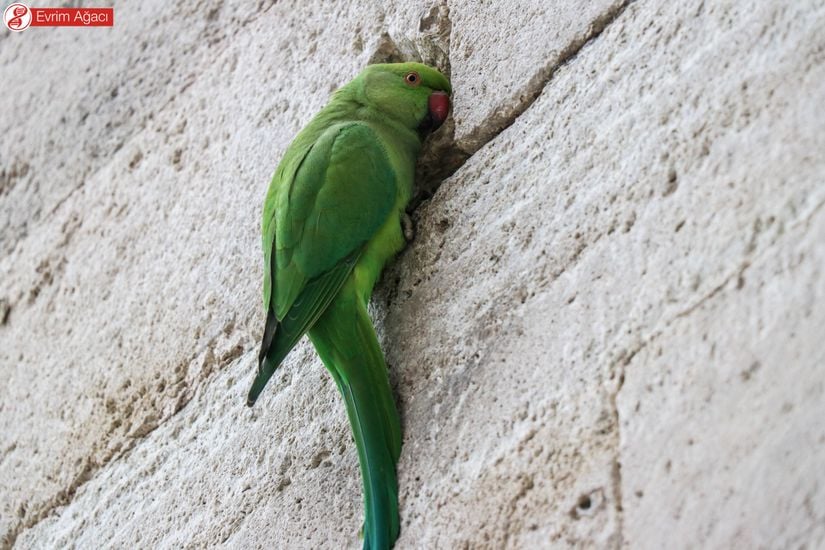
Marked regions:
[246,62,452,549]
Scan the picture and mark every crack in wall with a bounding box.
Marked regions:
[407,0,636,210]
[608,351,630,548]
[428,0,633,193]
[675,196,825,326]
[459,0,635,155]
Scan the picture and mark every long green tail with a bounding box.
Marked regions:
[308,293,401,550]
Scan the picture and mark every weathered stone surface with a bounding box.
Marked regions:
[1,0,240,255]
[2,0,824,548]
[618,206,825,549]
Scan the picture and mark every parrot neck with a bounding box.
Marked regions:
[331,83,424,150]
[364,109,422,150]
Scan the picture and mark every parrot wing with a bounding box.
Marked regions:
[248,122,397,405]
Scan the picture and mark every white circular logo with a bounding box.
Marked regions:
[4,3,32,32]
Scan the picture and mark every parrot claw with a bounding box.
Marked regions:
[401,213,415,242]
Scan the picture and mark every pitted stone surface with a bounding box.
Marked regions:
[2,0,824,548]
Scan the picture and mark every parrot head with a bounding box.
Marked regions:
[356,62,452,137]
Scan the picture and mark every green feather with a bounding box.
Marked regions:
[308,286,402,550]
[248,62,451,549]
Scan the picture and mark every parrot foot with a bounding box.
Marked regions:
[401,212,415,242]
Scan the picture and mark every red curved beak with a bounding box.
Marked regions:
[428,91,450,128]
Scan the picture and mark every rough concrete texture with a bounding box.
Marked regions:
[1,0,823,548]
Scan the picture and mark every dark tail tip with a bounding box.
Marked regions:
[246,356,272,407]
[247,370,269,407]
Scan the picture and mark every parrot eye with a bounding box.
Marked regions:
[404,71,421,87]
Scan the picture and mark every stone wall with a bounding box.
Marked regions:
[1,1,823,548]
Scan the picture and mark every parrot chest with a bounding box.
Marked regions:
[351,127,419,303]
[370,124,419,208]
